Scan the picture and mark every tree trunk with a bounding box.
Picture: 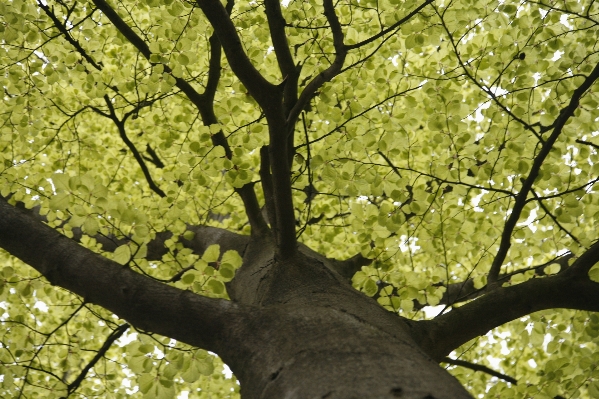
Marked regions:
[220,238,472,399]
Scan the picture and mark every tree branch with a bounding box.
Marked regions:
[286,0,347,127]
[530,189,580,244]
[9,200,250,262]
[251,0,349,257]
[92,0,150,57]
[567,240,599,276]
[412,272,599,361]
[327,253,372,280]
[266,119,298,259]
[144,144,165,168]
[93,0,211,110]
[102,95,166,197]
[64,323,130,397]
[263,0,296,79]
[487,61,599,284]
[259,146,277,232]
[576,138,599,151]
[345,0,434,50]
[376,149,514,197]
[264,0,299,114]
[204,0,234,102]
[92,0,268,234]
[442,357,518,385]
[195,0,295,249]
[38,2,102,71]
[429,254,575,308]
[264,0,300,167]
[0,196,244,354]
[196,0,279,115]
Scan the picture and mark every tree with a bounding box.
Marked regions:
[1,0,599,397]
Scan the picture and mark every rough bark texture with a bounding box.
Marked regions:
[223,244,472,399]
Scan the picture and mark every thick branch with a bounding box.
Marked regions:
[264,0,299,117]
[237,184,270,237]
[204,0,233,102]
[11,200,250,262]
[412,272,599,360]
[327,253,372,280]
[266,118,297,258]
[196,0,280,114]
[487,61,599,284]
[264,0,296,82]
[568,240,599,275]
[261,136,299,260]
[255,0,348,253]
[431,254,574,308]
[259,146,277,231]
[0,197,243,354]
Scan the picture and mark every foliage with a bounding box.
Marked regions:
[0,0,598,397]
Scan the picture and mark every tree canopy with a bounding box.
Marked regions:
[1,0,599,397]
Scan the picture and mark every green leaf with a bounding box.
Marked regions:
[138,373,155,394]
[83,217,99,236]
[129,356,150,374]
[363,278,378,297]
[544,263,561,275]
[181,363,200,383]
[49,192,70,210]
[177,54,189,65]
[221,250,242,268]
[113,245,131,265]
[400,299,414,312]
[219,263,235,280]
[121,208,136,224]
[197,357,214,376]
[134,224,149,238]
[588,381,599,398]
[183,230,196,241]
[138,344,154,354]
[202,244,220,262]
[207,279,225,295]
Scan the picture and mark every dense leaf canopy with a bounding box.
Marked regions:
[1,0,599,397]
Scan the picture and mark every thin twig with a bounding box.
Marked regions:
[442,357,518,385]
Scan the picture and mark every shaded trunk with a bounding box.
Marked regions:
[220,238,472,399]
